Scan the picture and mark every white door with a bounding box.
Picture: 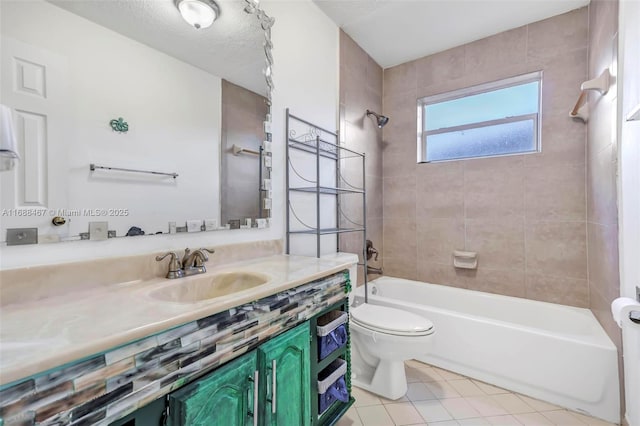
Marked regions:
[0,36,69,242]
[617,2,640,425]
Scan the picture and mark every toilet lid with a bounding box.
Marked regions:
[351,304,434,336]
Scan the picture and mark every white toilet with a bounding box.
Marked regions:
[349,303,435,400]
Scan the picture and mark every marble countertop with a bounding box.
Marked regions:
[0,253,358,386]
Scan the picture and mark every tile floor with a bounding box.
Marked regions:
[337,360,617,426]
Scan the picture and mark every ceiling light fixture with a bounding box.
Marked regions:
[175,0,220,30]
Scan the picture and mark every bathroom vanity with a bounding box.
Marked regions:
[0,253,357,426]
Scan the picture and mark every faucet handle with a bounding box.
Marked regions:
[198,248,215,260]
[192,248,215,266]
[156,252,185,279]
[181,248,191,265]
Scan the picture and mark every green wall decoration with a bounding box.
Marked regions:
[110,117,129,133]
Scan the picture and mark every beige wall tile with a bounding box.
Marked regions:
[589,284,622,349]
[366,175,384,219]
[465,27,527,74]
[416,190,465,220]
[524,163,586,221]
[416,218,465,264]
[588,0,618,77]
[343,68,373,125]
[340,31,368,76]
[417,262,471,289]
[466,268,526,298]
[379,6,591,308]
[415,46,465,88]
[587,140,618,226]
[383,175,416,218]
[540,49,589,116]
[587,223,620,295]
[367,56,383,96]
[465,218,525,270]
[383,255,417,280]
[463,62,535,90]
[381,92,419,178]
[416,161,464,193]
[587,93,617,159]
[464,160,525,219]
[383,62,417,97]
[384,217,417,258]
[525,273,589,308]
[525,222,587,279]
[382,148,418,178]
[525,114,586,168]
[416,162,464,219]
[367,217,383,268]
[339,30,384,285]
[527,8,589,61]
[584,1,621,387]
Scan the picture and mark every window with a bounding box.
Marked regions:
[418,72,542,162]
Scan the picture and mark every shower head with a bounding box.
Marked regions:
[366,110,390,128]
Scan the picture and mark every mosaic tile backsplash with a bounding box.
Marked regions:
[0,271,349,426]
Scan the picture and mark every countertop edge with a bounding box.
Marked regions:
[0,253,358,387]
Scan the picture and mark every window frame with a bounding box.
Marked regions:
[417,71,543,163]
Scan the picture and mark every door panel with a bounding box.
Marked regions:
[259,322,311,426]
[169,351,257,426]
[0,37,69,240]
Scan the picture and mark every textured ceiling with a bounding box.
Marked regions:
[314,0,590,68]
[48,0,267,95]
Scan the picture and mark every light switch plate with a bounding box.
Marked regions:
[89,222,108,241]
[6,228,38,246]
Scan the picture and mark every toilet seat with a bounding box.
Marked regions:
[351,304,434,336]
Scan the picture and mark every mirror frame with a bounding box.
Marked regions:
[0,0,275,246]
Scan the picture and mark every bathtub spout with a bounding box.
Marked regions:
[367,266,383,275]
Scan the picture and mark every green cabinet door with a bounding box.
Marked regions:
[259,322,311,426]
[168,351,258,426]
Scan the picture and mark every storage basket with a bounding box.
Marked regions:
[316,311,348,360]
[317,358,349,414]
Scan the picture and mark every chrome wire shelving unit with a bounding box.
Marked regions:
[285,109,368,288]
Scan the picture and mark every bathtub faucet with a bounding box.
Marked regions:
[367,266,383,275]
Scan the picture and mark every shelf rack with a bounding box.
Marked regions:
[285,110,368,285]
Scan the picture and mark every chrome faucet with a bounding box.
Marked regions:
[155,252,185,279]
[182,248,215,276]
[156,248,215,279]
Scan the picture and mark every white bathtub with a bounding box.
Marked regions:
[354,276,620,424]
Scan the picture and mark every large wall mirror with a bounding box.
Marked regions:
[0,0,274,246]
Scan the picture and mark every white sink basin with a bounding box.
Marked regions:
[150,272,270,303]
